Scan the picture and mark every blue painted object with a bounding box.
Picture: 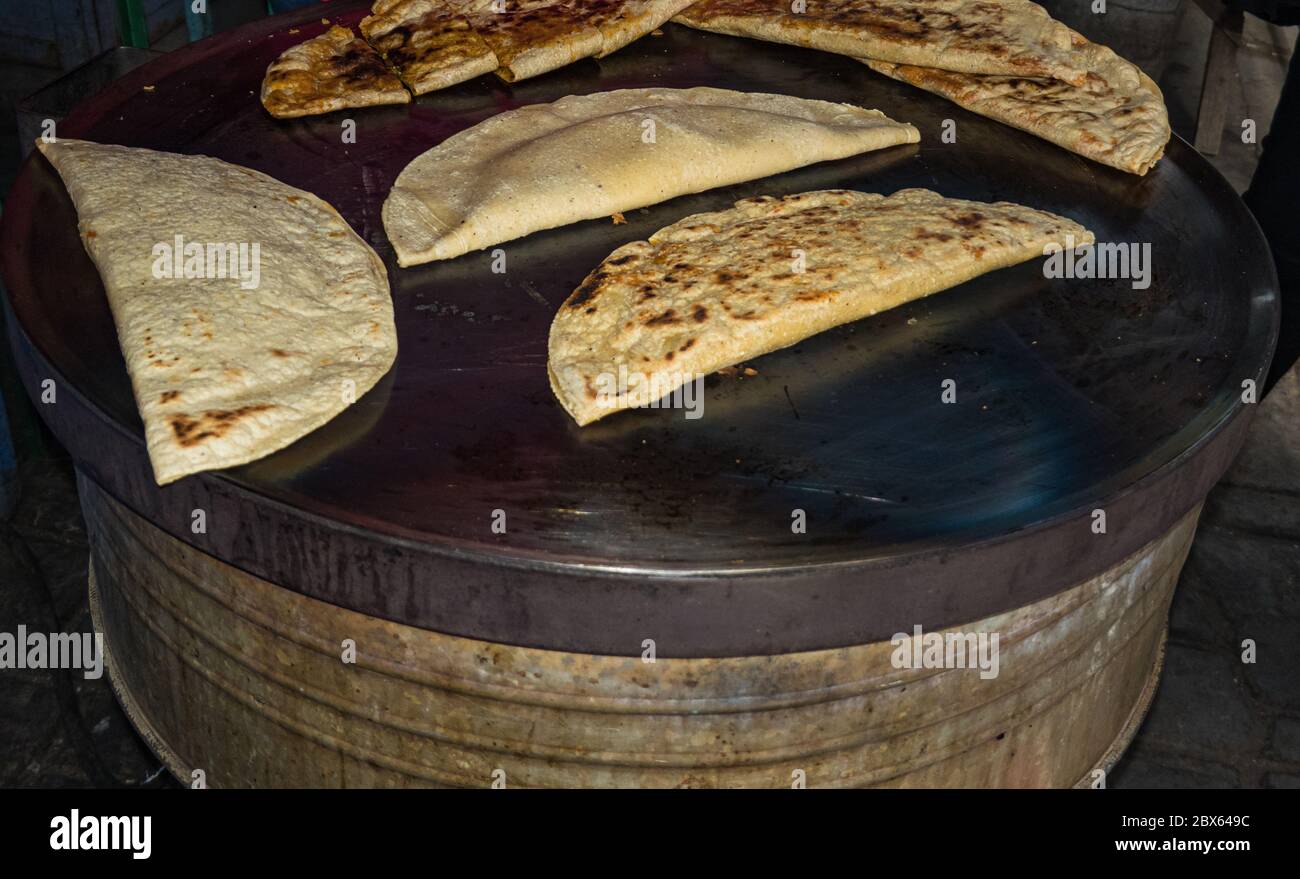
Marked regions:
[185,0,273,42]
[184,1,210,42]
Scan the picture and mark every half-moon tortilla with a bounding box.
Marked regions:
[383,87,920,266]
[673,0,1100,85]
[864,52,1169,175]
[548,188,1093,425]
[37,138,397,485]
[260,24,410,118]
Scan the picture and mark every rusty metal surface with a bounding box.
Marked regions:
[0,2,1279,655]
[84,474,1196,788]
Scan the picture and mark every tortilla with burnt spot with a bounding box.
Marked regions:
[360,0,499,94]
[261,24,410,118]
[673,0,1098,85]
[446,0,604,81]
[549,188,1093,425]
[37,138,397,483]
[864,50,1169,175]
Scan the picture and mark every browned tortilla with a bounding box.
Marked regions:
[261,25,410,118]
[447,0,604,81]
[673,0,1096,85]
[864,51,1169,175]
[549,188,1093,425]
[360,0,499,94]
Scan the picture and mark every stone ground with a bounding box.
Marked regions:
[1107,369,1300,789]
[0,5,1297,788]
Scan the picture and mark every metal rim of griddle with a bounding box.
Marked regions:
[0,2,1280,657]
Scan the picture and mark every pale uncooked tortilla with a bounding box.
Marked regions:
[37,138,397,484]
[383,87,919,266]
[549,188,1093,425]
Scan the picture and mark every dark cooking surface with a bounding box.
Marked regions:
[1,3,1277,577]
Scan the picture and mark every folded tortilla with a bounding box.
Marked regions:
[261,24,410,118]
[383,87,919,266]
[548,188,1093,425]
[672,0,1168,174]
[37,139,397,484]
[575,0,700,57]
[673,0,1098,85]
[447,0,605,81]
[360,0,500,95]
[865,50,1169,175]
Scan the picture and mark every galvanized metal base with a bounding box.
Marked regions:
[94,573,1166,788]
[1074,631,1167,789]
[88,565,191,784]
[83,472,1196,788]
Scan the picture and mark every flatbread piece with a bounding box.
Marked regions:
[574,0,700,56]
[864,51,1169,175]
[448,0,604,81]
[37,139,397,484]
[673,0,1098,85]
[360,0,499,94]
[383,86,919,266]
[549,188,1092,425]
[261,24,410,118]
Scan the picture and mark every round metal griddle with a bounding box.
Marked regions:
[0,2,1278,656]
